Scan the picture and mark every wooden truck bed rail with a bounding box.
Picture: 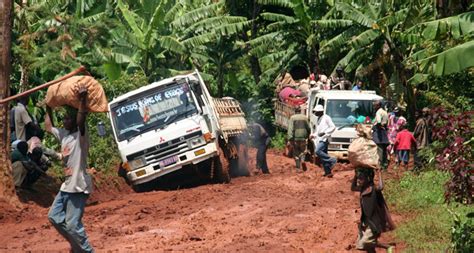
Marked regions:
[213,98,247,140]
[274,100,307,130]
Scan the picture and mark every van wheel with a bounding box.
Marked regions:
[213,146,231,183]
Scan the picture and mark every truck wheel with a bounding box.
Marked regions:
[214,146,231,183]
[132,182,150,193]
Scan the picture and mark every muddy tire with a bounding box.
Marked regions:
[132,181,155,193]
[213,146,231,183]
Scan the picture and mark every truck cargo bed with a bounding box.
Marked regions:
[274,100,308,130]
[213,98,247,139]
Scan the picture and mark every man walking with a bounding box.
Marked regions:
[249,123,271,174]
[45,85,94,253]
[413,107,431,168]
[372,101,389,170]
[288,107,310,171]
[311,105,336,177]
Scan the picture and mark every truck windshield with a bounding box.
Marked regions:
[111,83,198,141]
[326,100,374,127]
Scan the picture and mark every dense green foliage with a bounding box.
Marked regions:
[385,170,473,252]
[9,1,473,178]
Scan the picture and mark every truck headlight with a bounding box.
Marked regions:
[129,157,146,169]
[188,137,205,148]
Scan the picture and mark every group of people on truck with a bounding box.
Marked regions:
[276,67,361,106]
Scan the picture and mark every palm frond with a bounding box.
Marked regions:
[181,33,217,48]
[350,29,381,49]
[144,0,173,47]
[320,27,361,56]
[260,12,297,23]
[407,11,474,40]
[117,0,144,40]
[311,19,353,29]
[378,8,409,27]
[183,16,248,36]
[171,2,222,28]
[256,0,292,9]
[416,40,474,76]
[336,2,375,28]
[160,36,186,54]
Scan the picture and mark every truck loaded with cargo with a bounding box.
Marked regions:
[274,73,384,160]
[108,71,248,191]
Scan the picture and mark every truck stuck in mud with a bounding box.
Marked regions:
[108,71,249,191]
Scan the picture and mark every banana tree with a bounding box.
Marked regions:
[249,0,333,82]
[169,0,251,96]
[405,11,474,80]
[110,0,187,80]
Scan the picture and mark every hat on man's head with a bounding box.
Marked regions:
[422,107,430,112]
[313,104,324,112]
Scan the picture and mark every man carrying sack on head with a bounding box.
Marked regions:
[45,84,94,253]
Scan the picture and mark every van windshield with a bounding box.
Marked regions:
[325,100,375,127]
[110,83,198,141]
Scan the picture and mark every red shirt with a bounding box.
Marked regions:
[394,129,417,150]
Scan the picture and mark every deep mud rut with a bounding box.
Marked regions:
[0,150,403,252]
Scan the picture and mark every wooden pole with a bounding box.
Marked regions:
[0,65,87,104]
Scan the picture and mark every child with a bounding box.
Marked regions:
[394,125,417,170]
[351,168,395,253]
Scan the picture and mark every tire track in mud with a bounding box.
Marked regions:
[0,150,401,252]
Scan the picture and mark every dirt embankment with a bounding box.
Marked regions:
[0,150,403,252]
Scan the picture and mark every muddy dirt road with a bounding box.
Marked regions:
[0,150,400,252]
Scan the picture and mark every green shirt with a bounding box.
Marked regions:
[288,114,310,141]
[11,149,29,163]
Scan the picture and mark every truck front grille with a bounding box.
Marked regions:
[126,131,202,164]
[330,137,351,143]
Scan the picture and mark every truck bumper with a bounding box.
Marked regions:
[127,142,218,185]
[328,150,349,160]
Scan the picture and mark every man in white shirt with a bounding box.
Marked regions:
[14,96,34,141]
[311,105,337,177]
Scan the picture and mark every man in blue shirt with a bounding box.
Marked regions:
[352,80,363,91]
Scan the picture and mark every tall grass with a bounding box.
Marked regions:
[385,169,472,252]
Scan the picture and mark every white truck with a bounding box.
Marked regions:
[275,89,383,159]
[108,71,248,191]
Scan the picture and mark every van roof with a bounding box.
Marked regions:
[109,72,196,105]
[310,89,384,101]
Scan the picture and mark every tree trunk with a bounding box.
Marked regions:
[0,0,19,206]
